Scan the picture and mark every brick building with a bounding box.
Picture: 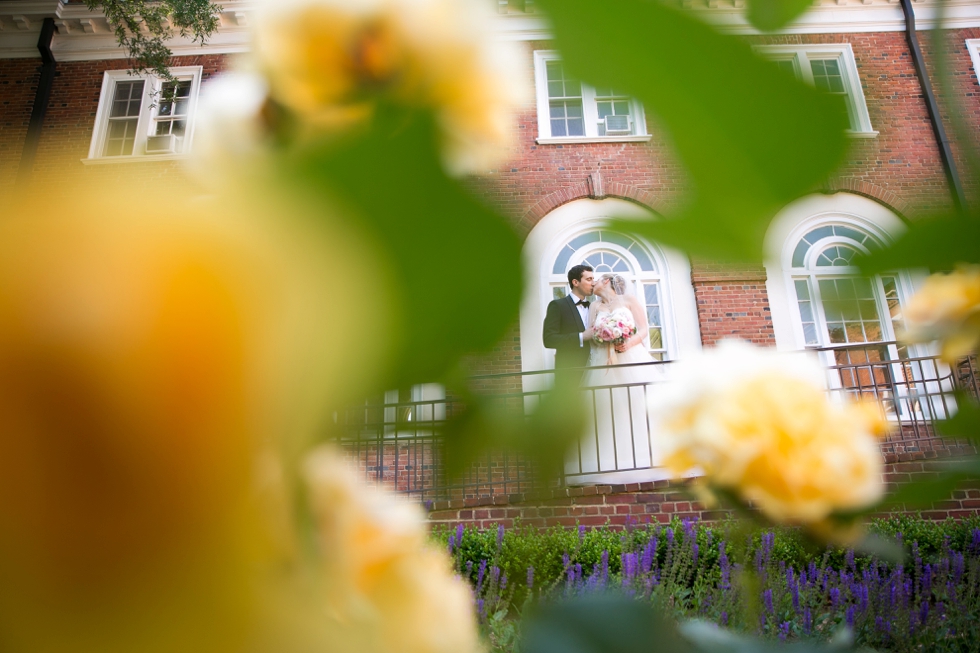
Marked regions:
[3,0,980,524]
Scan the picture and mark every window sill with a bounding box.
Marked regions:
[845,130,878,139]
[81,154,189,165]
[535,135,653,145]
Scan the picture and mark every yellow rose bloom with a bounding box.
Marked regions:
[250,0,527,175]
[653,341,886,539]
[304,447,482,653]
[902,264,980,363]
[0,180,385,653]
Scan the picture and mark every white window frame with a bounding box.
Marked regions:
[86,66,204,162]
[533,50,651,145]
[966,39,980,84]
[755,44,876,138]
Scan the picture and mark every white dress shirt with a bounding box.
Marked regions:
[571,294,590,346]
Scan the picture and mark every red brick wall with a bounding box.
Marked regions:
[426,457,980,531]
[920,27,980,210]
[0,58,42,195]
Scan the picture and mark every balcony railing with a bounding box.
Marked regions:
[335,344,978,502]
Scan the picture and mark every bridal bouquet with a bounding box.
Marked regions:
[592,312,637,347]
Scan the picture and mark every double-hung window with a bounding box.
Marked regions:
[533,51,649,144]
[756,44,876,137]
[87,67,203,160]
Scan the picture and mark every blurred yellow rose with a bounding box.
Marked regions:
[304,447,482,653]
[652,341,886,541]
[0,180,387,652]
[902,264,980,363]
[249,0,527,175]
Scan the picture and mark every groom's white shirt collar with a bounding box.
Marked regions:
[569,292,589,347]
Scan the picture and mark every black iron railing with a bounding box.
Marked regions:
[336,345,978,501]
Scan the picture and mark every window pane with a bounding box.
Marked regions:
[613,101,630,115]
[548,81,564,97]
[550,119,567,137]
[811,58,845,94]
[553,286,567,300]
[103,117,138,156]
[567,117,584,136]
[644,284,659,304]
[597,101,612,119]
[109,80,144,118]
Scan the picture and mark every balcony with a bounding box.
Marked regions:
[335,344,978,502]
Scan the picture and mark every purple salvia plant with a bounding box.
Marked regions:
[600,550,610,587]
[456,523,465,544]
[526,566,534,590]
[641,537,657,574]
[578,524,586,543]
[846,605,856,629]
[476,560,487,593]
[496,523,505,550]
[719,542,731,590]
[778,621,790,641]
[720,611,729,627]
[830,587,841,610]
[763,589,775,615]
[803,607,812,636]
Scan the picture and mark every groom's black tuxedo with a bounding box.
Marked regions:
[543,293,590,369]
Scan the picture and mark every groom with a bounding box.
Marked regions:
[543,264,595,369]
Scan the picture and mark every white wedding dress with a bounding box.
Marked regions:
[566,305,667,483]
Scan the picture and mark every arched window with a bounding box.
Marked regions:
[788,222,909,353]
[549,229,666,359]
[520,198,701,376]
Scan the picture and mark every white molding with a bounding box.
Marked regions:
[536,135,653,145]
[5,1,980,61]
[762,192,919,351]
[80,153,189,165]
[520,197,702,377]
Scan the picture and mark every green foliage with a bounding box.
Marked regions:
[522,594,689,653]
[288,107,523,389]
[857,216,980,275]
[87,0,221,82]
[536,0,848,262]
[441,518,980,653]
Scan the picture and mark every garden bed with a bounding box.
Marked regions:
[437,516,980,652]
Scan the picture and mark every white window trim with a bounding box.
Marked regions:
[532,50,650,144]
[966,39,980,85]
[763,193,923,352]
[86,66,204,161]
[755,44,877,138]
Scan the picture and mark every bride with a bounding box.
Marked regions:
[569,273,663,482]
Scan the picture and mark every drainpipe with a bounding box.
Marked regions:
[899,0,968,212]
[16,17,56,187]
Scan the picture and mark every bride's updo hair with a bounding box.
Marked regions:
[600,273,628,295]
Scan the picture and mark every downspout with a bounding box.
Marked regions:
[15,17,56,187]
[899,0,968,212]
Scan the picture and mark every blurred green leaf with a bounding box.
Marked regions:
[680,619,868,652]
[937,393,980,442]
[291,108,522,387]
[857,215,980,275]
[536,0,848,262]
[442,373,585,482]
[746,0,816,32]
[522,593,692,653]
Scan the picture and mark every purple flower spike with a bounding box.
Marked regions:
[803,607,812,636]
[579,524,586,542]
[846,605,855,629]
[527,566,535,590]
[778,621,790,641]
[720,611,729,627]
[496,523,505,550]
[477,560,487,593]
[763,588,775,615]
[456,523,465,544]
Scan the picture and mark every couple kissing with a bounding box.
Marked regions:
[542,264,653,375]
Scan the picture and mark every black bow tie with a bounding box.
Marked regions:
[576,300,590,308]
